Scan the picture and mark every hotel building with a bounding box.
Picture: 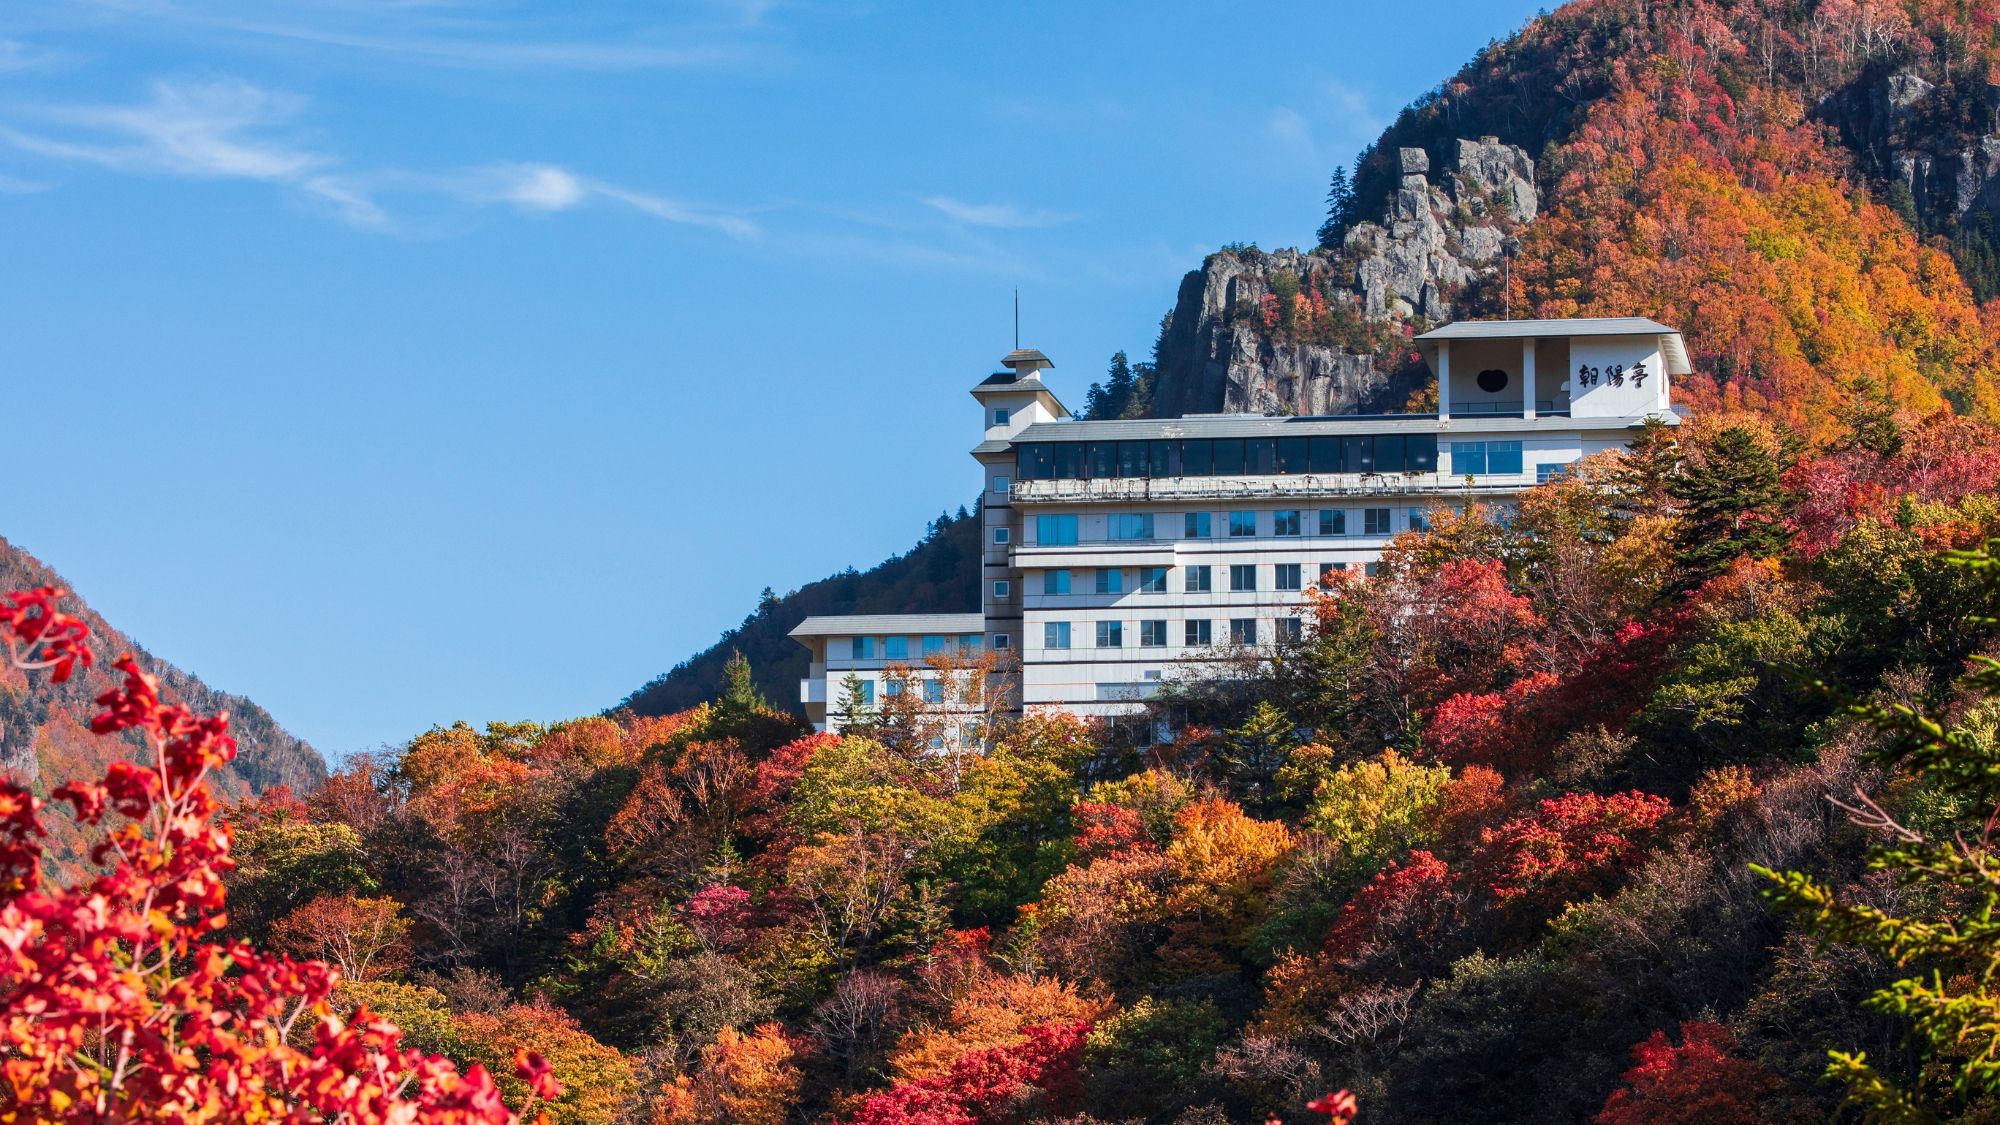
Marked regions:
[792,317,1688,733]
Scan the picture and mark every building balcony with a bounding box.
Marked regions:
[800,678,826,705]
[1012,471,1533,505]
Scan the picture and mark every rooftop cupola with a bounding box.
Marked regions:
[999,348,1054,381]
[972,347,1067,444]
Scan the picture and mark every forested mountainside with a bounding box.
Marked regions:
[1094,0,2000,431]
[621,510,979,718]
[0,535,324,864]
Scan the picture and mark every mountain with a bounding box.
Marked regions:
[619,508,980,717]
[643,0,2000,710]
[0,535,325,819]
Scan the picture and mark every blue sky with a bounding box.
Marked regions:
[2,0,1544,760]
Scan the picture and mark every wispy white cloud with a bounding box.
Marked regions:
[0,38,78,74]
[57,0,778,72]
[0,80,759,238]
[1265,79,1385,168]
[923,195,1076,229]
[0,171,52,193]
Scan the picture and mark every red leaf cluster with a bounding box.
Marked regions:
[844,1019,1089,1124]
[1594,1021,1778,1125]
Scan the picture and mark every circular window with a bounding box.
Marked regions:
[1476,368,1510,393]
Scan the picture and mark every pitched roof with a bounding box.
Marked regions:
[789,613,985,639]
[1415,316,1691,374]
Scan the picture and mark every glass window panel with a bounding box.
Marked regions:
[1118,441,1149,478]
[1212,438,1245,475]
[1150,440,1179,477]
[852,637,875,659]
[1185,619,1212,646]
[1095,621,1123,648]
[1364,508,1391,535]
[1180,439,1213,476]
[1228,511,1257,537]
[1409,433,1438,471]
[1309,435,1341,472]
[1278,618,1303,642]
[885,636,908,659]
[1452,442,1488,475]
[1087,441,1117,479]
[1183,512,1211,538]
[1044,569,1071,595]
[1053,443,1085,479]
[1184,565,1211,593]
[922,634,945,655]
[1277,437,1308,474]
[1139,566,1168,593]
[1110,514,1155,540]
[1343,435,1373,473]
[1375,434,1407,472]
[1409,507,1431,532]
[1275,564,1301,591]
[1246,439,1277,474]
[1491,441,1524,474]
[1230,564,1257,591]
[1319,509,1346,535]
[923,679,945,703]
[1230,619,1257,645]
[1036,514,1078,546]
[1140,620,1167,647]
[1095,569,1123,595]
[1017,443,1051,480]
[1273,510,1301,536]
[1044,622,1070,649]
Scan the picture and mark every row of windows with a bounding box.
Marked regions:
[847,678,955,705]
[848,634,983,660]
[1014,437,1539,483]
[1015,434,1441,480]
[1043,617,1307,649]
[1027,506,1430,546]
[1014,560,1379,599]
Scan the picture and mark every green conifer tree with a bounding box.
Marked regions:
[719,648,766,713]
[1669,424,1789,589]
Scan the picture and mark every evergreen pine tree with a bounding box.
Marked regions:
[720,648,766,712]
[1668,425,1789,589]
[1217,701,1298,808]
[1086,352,1136,420]
[835,672,873,732]
[1317,167,1355,249]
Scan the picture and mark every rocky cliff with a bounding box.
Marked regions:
[1143,137,1538,418]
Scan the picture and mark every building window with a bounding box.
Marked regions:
[993,633,1010,650]
[856,680,875,704]
[1451,440,1525,476]
[1273,509,1301,536]
[993,527,1011,544]
[1319,509,1346,536]
[1185,619,1213,646]
[923,679,945,703]
[1184,512,1212,538]
[1096,621,1124,648]
[1139,566,1168,593]
[1230,618,1257,646]
[1275,563,1301,591]
[1036,514,1078,546]
[1409,507,1431,532]
[1096,568,1123,595]
[852,637,875,659]
[991,474,1010,494]
[993,580,1011,599]
[1110,513,1155,541]
[1044,622,1071,650]
[1140,620,1168,647]
[1320,562,1347,582]
[1277,617,1303,642]
[960,634,982,650]
[885,679,904,698]
[885,636,909,659]
[1228,511,1257,537]
[1230,564,1258,592]
[1364,508,1392,535]
[993,408,1010,427]
[1364,562,1382,578]
[922,634,945,655]
[1043,569,1071,595]
[1185,565,1212,593]
[1537,462,1572,484]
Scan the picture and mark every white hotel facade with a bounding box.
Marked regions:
[792,317,1688,733]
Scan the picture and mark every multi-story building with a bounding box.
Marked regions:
[793,316,1687,732]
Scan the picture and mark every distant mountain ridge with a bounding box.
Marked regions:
[0,535,325,813]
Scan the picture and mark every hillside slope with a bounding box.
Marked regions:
[619,508,979,717]
[0,535,324,808]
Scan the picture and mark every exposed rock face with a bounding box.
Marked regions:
[1826,69,2000,220]
[1144,137,1536,418]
